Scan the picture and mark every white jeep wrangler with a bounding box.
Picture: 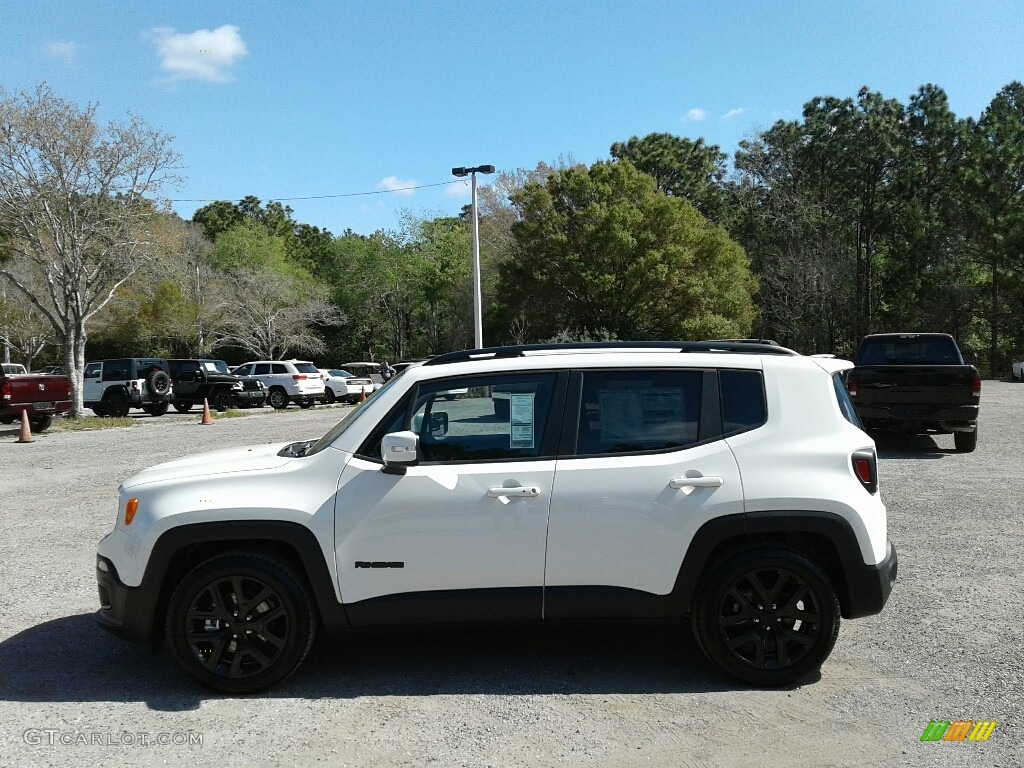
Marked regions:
[95,342,897,693]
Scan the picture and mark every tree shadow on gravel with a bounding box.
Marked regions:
[0,616,781,707]
[872,432,952,459]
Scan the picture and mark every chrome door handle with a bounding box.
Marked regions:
[487,486,541,498]
[669,476,724,490]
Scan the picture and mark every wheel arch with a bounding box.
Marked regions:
[674,511,874,620]
[144,520,349,645]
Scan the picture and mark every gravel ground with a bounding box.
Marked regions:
[0,386,1021,768]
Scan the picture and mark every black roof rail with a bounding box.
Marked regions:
[423,341,800,366]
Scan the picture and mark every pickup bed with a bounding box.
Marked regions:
[0,373,73,432]
[847,333,980,452]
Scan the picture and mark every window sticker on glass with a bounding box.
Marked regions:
[510,392,536,449]
[598,388,684,444]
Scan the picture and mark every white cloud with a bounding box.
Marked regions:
[685,108,708,122]
[377,176,418,196]
[44,41,77,63]
[148,25,247,82]
[722,107,748,121]
[444,180,472,199]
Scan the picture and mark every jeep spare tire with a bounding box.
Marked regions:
[145,369,171,397]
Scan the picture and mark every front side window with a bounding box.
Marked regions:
[84,363,102,378]
[575,370,702,456]
[234,364,252,376]
[254,363,271,375]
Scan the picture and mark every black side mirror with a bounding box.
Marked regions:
[430,411,449,436]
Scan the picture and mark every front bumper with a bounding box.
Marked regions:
[843,538,898,619]
[231,389,266,407]
[94,555,160,644]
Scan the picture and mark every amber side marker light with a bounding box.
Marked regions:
[124,498,139,526]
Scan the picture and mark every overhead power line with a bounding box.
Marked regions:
[169,180,466,204]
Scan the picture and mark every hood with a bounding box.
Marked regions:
[122,442,294,489]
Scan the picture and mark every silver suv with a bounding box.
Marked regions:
[231,359,326,409]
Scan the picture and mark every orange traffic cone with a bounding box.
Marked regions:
[200,398,213,425]
[17,409,34,443]
[359,387,367,403]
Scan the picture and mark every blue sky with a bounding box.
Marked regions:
[2,1,1022,236]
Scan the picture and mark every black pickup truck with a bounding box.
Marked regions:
[847,333,981,452]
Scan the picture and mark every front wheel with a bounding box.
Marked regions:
[298,400,314,409]
[104,392,130,418]
[324,388,336,404]
[212,390,231,412]
[165,553,316,694]
[954,428,978,453]
[268,388,289,410]
[142,401,169,417]
[692,547,840,687]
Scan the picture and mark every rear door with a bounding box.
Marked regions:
[544,368,744,618]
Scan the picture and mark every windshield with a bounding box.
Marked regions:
[304,369,406,455]
[202,361,226,374]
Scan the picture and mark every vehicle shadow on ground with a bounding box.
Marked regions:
[872,432,952,459]
[0,616,774,709]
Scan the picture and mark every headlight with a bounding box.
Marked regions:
[231,382,243,390]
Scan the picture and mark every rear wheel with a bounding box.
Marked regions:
[324,388,336,404]
[298,400,314,409]
[103,391,130,418]
[692,547,840,686]
[142,401,169,417]
[165,553,316,694]
[268,388,288,410]
[954,428,978,453]
[29,415,53,432]
[173,403,193,414]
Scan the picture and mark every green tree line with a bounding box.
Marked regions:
[4,80,1023,389]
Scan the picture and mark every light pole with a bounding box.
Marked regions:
[452,164,495,349]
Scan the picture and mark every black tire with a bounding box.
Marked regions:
[298,400,314,409]
[268,388,289,409]
[142,401,169,417]
[0,417,13,425]
[91,405,109,417]
[29,415,53,432]
[324,388,336,404]
[145,369,171,398]
[212,389,231,412]
[692,547,840,687]
[173,403,193,414]
[104,391,130,418]
[954,428,978,453]
[165,553,316,694]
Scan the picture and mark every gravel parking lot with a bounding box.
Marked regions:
[1,387,1021,768]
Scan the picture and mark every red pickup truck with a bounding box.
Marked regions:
[0,369,73,432]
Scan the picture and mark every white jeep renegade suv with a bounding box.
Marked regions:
[95,342,897,693]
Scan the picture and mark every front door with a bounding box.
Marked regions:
[334,371,566,626]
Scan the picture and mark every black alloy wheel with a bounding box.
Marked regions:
[268,388,288,409]
[693,547,840,686]
[165,553,316,693]
[104,391,130,418]
[212,390,231,412]
[145,369,171,397]
[324,387,336,404]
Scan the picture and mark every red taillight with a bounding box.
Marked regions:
[851,449,878,494]
[846,372,859,398]
[971,373,981,397]
[292,374,307,381]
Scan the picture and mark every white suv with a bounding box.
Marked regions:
[95,342,896,693]
[231,360,326,409]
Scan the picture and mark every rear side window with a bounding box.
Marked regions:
[833,373,862,428]
[272,363,289,374]
[575,370,702,456]
[720,370,766,435]
[102,360,130,381]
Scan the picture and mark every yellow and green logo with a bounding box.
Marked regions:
[920,720,997,742]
